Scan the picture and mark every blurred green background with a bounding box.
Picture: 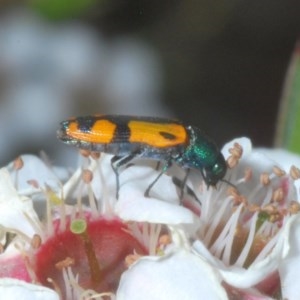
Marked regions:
[0,0,299,165]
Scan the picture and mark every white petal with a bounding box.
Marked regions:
[256,148,300,173]
[7,154,61,195]
[193,236,283,289]
[115,185,196,224]
[0,168,40,236]
[115,163,195,224]
[0,278,59,300]
[116,250,228,300]
[278,214,300,299]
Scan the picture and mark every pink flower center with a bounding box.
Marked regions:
[34,218,147,297]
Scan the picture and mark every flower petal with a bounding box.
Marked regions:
[193,234,283,289]
[116,250,228,300]
[0,278,59,300]
[0,168,40,237]
[278,214,300,299]
[7,154,61,195]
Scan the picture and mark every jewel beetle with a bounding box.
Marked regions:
[57,114,228,198]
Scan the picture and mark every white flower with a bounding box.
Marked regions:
[0,138,300,300]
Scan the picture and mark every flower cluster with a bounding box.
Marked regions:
[0,138,300,300]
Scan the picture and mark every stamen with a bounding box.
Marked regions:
[227,156,238,169]
[272,188,284,203]
[229,143,243,159]
[126,222,161,256]
[13,156,24,188]
[210,204,243,263]
[247,204,261,213]
[260,173,270,186]
[82,169,99,219]
[290,165,300,180]
[55,257,75,270]
[45,185,65,234]
[243,168,252,181]
[125,253,141,267]
[203,196,234,246]
[80,149,91,157]
[27,179,39,189]
[289,201,300,214]
[158,234,172,246]
[82,169,93,183]
[227,143,243,169]
[91,152,101,160]
[262,204,277,215]
[13,156,24,170]
[235,212,258,267]
[30,234,42,250]
[272,166,286,177]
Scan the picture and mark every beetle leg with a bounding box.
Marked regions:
[144,160,172,197]
[111,155,136,199]
[179,168,190,199]
[172,175,201,205]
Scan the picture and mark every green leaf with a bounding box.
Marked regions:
[275,43,300,153]
[29,0,97,20]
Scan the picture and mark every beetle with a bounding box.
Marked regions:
[57,114,228,198]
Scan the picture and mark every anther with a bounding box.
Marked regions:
[82,169,93,183]
[13,156,24,170]
[290,165,300,180]
[55,257,75,270]
[91,152,101,160]
[272,188,284,203]
[289,201,300,214]
[31,234,42,249]
[260,173,270,185]
[79,149,91,157]
[273,166,286,177]
[125,254,141,268]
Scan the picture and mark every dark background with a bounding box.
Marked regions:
[1,0,300,164]
[86,0,300,146]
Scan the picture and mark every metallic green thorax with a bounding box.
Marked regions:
[178,126,227,186]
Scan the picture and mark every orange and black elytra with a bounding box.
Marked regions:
[57,115,228,198]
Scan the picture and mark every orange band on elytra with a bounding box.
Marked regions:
[128,121,187,148]
[67,120,116,144]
